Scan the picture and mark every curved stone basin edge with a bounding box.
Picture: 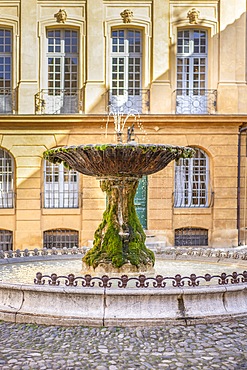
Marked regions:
[0,282,247,327]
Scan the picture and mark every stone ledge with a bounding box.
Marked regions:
[0,282,246,327]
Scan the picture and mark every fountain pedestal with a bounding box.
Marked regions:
[82,177,155,273]
[43,143,195,274]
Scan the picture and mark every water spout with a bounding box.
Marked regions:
[127,124,135,143]
[106,107,141,143]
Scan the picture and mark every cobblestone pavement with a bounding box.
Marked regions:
[0,318,247,370]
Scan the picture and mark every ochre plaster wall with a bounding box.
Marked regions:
[0,0,246,114]
[0,115,241,249]
[0,0,246,249]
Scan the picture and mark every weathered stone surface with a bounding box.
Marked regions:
[0,282,247,326]
[43,143,194,177]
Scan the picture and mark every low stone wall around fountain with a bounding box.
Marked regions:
[1,247,247,326]
[0,281,247,326]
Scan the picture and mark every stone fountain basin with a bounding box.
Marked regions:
[43,143,194,177]
[1,282,247,327]
[0,251,247,326]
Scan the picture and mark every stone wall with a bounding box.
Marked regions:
[0,115,242,249]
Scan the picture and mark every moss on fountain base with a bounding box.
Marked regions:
[82,177,155,271]
[82,261,155,275]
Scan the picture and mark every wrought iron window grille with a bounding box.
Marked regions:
[43,229,79,249]
[0,229,13,251]
[0,191,15,208]
[175,227,208,247]
[41,191,81,209]
[173,190,214,208]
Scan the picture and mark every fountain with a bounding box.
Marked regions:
[43,113,194,273]
[0,113,247,327]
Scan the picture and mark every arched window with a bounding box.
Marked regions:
[176,29,210,114]
[43,229,79,249]
[43,160,79,208]
[110,29,144,113]
[45,29,79,113]
[0,229,13,251]
[0,28,13,113]
[0,148,14,208]
[175,227,208,247]
[174,148,210,208]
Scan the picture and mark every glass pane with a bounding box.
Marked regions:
[111,29,142,93]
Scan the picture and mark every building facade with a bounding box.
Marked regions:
[0,0,246,250]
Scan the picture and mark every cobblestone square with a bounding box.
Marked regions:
[0,318,247,369]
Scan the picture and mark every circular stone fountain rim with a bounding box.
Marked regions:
[1,248,247,326]
[43,143,195,155]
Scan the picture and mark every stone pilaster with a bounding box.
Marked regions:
[18,0,38,114]
[150,0,172,113]
[217,0,247,113]
[84,0,105,113]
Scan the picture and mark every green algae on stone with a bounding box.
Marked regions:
[83,177,154,269]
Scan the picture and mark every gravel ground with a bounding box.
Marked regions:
[0,318,246,370]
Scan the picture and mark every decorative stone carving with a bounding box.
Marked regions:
[54,9,67,24]
[187,8,200,24]
[120,9,133,23]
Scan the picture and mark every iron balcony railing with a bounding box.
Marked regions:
[173,189,214,208]
[175,89,217,114]
[0,191,15,208]
[0,88,17,114]
[107,89,150,114]
[35,88,84,114]
[41,191,82,209]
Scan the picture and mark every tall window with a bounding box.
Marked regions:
[110,29,143,112]
[0,148,14,208]
[0,28,12,113]
[174,148,209,208]
[45,29,79,113]
[43,161,79,208]
[176,29,208,114]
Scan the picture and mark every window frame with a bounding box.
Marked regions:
[43,160,79,209]
[110,28,142,95]
[46,28,79,93]
[0,148,15,208]
[0,229,13,251]
[0,27,14,113]
[38,20,84,114]
[109,27,144,113]
[174,148,210,208]
[175,227,208,247]
[43,229,79,249]
[176,29,208,92]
